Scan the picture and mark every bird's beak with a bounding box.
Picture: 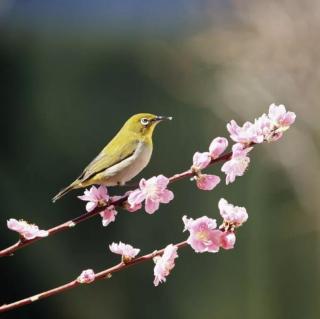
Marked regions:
[154,116,173,122]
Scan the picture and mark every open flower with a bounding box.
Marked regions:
[109,241,140,261]
[153,244,178,286]
[127,175,174,214]
[100,206,117,227]
[182,216,221,253]
[227,120,264,144]
[218,198,248,227]
[209,137,228,159]
[196,174,220,191]
[192,152,211,170]
[221,143,251,184]
[268,104,296,130]
[78,185,109,212]
[7,219,48,240]
[77,269,95,284]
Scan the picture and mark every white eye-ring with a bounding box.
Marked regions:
[140,118,149,126]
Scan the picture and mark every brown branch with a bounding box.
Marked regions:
[0,151,233,258]
[0,241,188,313]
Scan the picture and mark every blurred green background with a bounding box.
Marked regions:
[0,0,319,318]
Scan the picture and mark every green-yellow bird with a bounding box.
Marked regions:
[52,113,172,202]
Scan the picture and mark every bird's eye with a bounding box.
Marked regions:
[140,118,149,126]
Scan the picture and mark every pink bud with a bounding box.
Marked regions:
[77,269,95,284]
[209,137,228,159]
[220,232,236,250]
[192,152,211,170]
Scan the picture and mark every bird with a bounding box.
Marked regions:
[52,113,172,202]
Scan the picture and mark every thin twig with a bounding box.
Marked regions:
[0,151,232,258]
[0,241,188,313]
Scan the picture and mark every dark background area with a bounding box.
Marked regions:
[0,1,319,318]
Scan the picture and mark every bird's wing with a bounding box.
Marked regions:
[78,137,139,183]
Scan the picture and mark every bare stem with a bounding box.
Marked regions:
[0,241,188,313]
[0,150,233,258]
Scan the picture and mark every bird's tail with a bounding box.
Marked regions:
[52,182,77,203]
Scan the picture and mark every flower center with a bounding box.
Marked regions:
[145,184,159,198]
[196,230,209,241]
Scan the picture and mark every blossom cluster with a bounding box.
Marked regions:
[72,104,295,219]
[222,104,295,184]
[104,198,247,286]
[191,104,296,187]
[78,185,118,226]
[4,104,295,294]
[183,198,247,252]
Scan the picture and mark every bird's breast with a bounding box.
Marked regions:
[103,141,152,185]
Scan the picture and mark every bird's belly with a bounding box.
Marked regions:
[102,143,152,186]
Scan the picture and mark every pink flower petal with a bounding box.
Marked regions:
[145,197,160,214]
[86,201,98,212]
[155,175,170,189]
[127,189,146,206]
[196,174,220,190]
[100,207,117,227]
[159,189,174,203]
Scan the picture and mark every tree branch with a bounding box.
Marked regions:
[0,151,232,258]
[0,241,188,313]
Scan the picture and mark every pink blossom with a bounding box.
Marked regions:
[254,113,273,138]
[192,152,211,170]
[268,104,296,129]
[182,216,221,253]
[78,185,109,212]
[218,198,248,227]
[127,175,174,214]
[7,219,48,240]
[100,206,117,227]
[196,174,220,190]
[227,119,264,144]
[221,143,251,184]
[109,241,140,259]
[209,137,228,159]
[153,244,178,286]
[220,232,236,250]
[77,269,95,284]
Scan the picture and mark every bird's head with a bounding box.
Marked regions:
[123,113,172,137]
